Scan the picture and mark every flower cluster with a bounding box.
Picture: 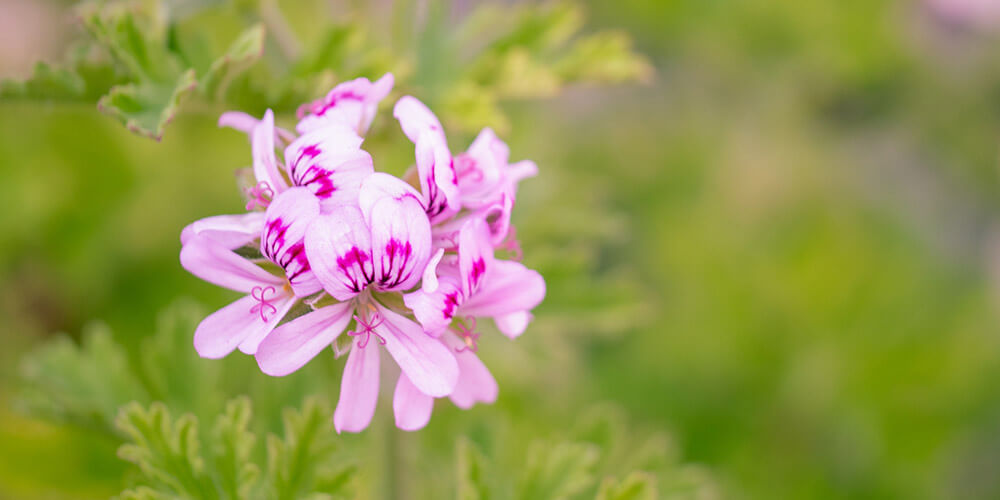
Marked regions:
[180,74,545,432]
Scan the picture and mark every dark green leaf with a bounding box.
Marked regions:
[97,69,197,140]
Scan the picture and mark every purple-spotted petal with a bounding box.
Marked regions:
[255,302,354,376]
[251,110,289,192]
[305,205,373,301]
[375,304,458,397]
[360,174,432,292]
[455,128,505,208]
[297,73,395,135]
[261,188,322,296]
[193,290,295,358]
[441,330,498,408]
[394,95,444,143]
[393,373,434,431]
[415,130,460,223]
[458,218,494,297]
[181,236,284,293]
[460,260,545,318]
[403,273,462,337]
[180,212,265,249]
[333,336,380,433]
[283,124,371,209]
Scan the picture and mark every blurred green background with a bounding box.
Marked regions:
[5,0,1000,498]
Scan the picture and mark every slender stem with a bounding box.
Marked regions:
[260,0,301,60]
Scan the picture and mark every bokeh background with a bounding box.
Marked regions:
[4,0,1000,498]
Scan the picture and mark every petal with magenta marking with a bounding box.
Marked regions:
[181,236,284,293]
[261,188,322,296]
[305,205,373,301]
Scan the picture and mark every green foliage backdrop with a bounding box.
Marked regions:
[3,0,1000,499]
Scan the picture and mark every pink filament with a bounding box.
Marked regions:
[348,311,387,348]
[250,286,278,322]
[245,182,275,211]
[497,227,523,261]
[455,317,481,353]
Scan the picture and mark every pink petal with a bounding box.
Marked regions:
[252,110,289,192]
[283,124,371,209]
[422,248,445,293]
[220,111,296,143]
[305,205,373,301]
[393,373,434,431]
[360,174,432,293]
[460,260,545,318]
[193,291,295,358]
[415,130,460,223]
[458,218,495,297]
[393,95,444,143]
[403,273,462,337]
[375,304,458,397]
[261,188,322,297]
[493,311,533,339]
[255,302,354,376]
[180,236,284,293]
[442,331,498,408]
[455,128,505,208]
[180,212,265,249]
[334,337,381,433]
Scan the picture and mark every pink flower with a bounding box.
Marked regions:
[405,218,545,339]
[180,187,322,358]
[393,97,537,248]
[297,73,395,135]
[254,173,459,433]
[245,110,375,212]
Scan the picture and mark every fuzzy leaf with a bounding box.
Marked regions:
[81,7,176,82]
[266,397,347,500]
[456,437,491,500]
[116,402,214,499]
[211,397,259,500]
[18,323,148,436]
[0,62,86,99]
[516,442,600,500]
[200,24,266,100]
[97,69,197,140]
[595,472,657,500]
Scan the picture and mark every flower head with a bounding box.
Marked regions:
[181,76,545,432]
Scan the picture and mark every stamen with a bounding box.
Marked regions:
[455,317,481,353]
[245,181,275,211]
[497,227,523,261]
[347,310,387,348]
[249,286,278,322]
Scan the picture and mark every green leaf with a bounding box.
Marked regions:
[0,62,86,99]
[456,437,491,500]
[211,397,259,500]
[595,472,657,500]
[116,402,214,499]
[516,441,600,500]
[266,397,347,500]
[200,24,266,100]
[81,7,177,83]
[18,322,148,436]
[97,69,197,140]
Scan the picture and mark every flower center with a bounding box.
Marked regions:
[250,285,278,322]
[348,302,386,348]
[245,181,275,211]
[455,317,481,353]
